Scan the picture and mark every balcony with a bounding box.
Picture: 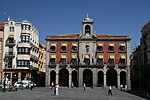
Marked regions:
[70,62,78,67]
[107,63,115,68]
[119,47,126,53]
[60,62,67,67]
[6,40,16,46]
[118,63,127,68]
[29,65,39,71]
[49,49,56,52]
[96,46,104,52]
[71,49,78,52]
[30,54,39,61]
[48,62,56,68]
[4,65,15,69]
[5,52,15,58]
[96,62,104,67]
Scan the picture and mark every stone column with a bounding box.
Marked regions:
[104,64,107,88]
[117,74,120,89]
[126,39,131,90]
[18,72,21,81]
[10,73,12,85]
[79,68,83,87]
[69,73,72,88]
[93,68,97,87]
[0,72,1,83]
[104,73,107,88]
[56,72,59,85]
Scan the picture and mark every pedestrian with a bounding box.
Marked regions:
[125,85,127,91]
[51,82,54,89]
[30,84,33,90]
[120,85,123,91]
[83,83,86,91]
[71,82,74,88]
[55,84,59,95]
[54,85,56,95]
[108,86,112,96]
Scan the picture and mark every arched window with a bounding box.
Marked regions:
[85,25,91,35]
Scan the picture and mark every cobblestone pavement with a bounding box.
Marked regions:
[0,87,146,100]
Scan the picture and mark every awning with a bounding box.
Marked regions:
[98,55,103,59]
[8,35,14,38]
[109,55,114,59]
[109,44,114,46]
[72,43,77,46]
[72,55,77,59]
[120,43,125,46]
[85,54,90,58]
[62,43,67,46]
[51,55,56,58]
[98,43,103,46]
[61,55,66,58]
[121,55,126,59]
[51,43,56,46]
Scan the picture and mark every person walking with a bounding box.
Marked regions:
[108,86,112,96]
[83,83,86,91]
[55,84,59,95]
[71,82,74,88]
[51,82,54,89]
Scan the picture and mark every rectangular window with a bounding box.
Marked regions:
[21,35,30,43]
[108,59,114,65]
[18,47,30,54]
[50,59,56,64]
[50,46,56,51]
[17,60,30,67]
[10,27,14,32]
[97,46,103,51]
[97,59,103,65]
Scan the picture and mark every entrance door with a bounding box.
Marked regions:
[72,70,78,87]
[83,69,93,87]
[97,71,104,87]
[59,68,69,86]
[120,71,126,87]
[106,68,117,87]
[50,70,56,86]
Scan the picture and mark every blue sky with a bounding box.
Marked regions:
[0,0,150,52]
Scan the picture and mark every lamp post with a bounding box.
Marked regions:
[2,58,8,92]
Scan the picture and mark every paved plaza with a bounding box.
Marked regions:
[0,87,146,100]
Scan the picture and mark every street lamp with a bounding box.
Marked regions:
[2,58,8,92]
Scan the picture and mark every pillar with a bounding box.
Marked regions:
[93,68,97,87]
[10,73,12,85]
[117,74,120,89]
[56,73,59,85]
[104,64,107,88]
[69,73,72,88]
[104,73,107,88]
[18,72,21,81]
[79,68,83,87]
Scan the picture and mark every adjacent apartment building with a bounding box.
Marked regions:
[2,17,39,85]
[131,20,150,91]
[37,43,46,86]
[46,17,131,89]
[0,22,4,82]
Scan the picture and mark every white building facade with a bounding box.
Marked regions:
[2,18,39,85]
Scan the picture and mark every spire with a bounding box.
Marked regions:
[87,13,89,18]
[8,16,11,21]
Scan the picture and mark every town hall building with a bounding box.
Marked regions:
[45,16,131,89]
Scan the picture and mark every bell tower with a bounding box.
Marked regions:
[82,15,94,36]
